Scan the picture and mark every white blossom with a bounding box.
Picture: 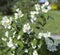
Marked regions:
[5,31,9,37]
[38,33,43,39]
[12,53,15,55]
[7,37,17,49]
[42,9,48,13]
[30,11,39,23]
[23,23,31,34]
[31,40,36,49]
[33,50,38,55]
[40,1,51,13]
[2,38,7,41]
[30,17,37,23]
[44,1,49,6]
[25,49,28,53]
[1,16,12,29]
[7,37,14,48]
[31,43,36,49]
[14,9,24,19]
[47,5,51,10]
[16,8,20,12]
[13,31,16,36]
[17,35,21,40]
[38,32,51,39]
[30,11,39,15]
[35,4,40,11]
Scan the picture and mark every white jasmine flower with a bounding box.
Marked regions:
[32,44,36,49]
[38,44,42,48]
[31,42,36,49]
[41,4,46,9]
[47,5,51,10]
[47,32,51,37]
[13,31,16,36]
[14,9,24,19]
[13,51,15,54]
[42,5,51,13]
[30,14,35,18]
[5,31,9,37]
[38,32,51,39]
[25,49,28,53]
[30,17,37,23]
[16,8,20,12]
[12,53,15,55]
[7,41,14,48]
[44,1,49,6]
[17,35,21,40]
[23,23,31,33]
[32,45,36,49]
[8,25,11,29]
[30,11,39,23]
[33,50,38,55]
[13,35,15,38]
[1,16,12,29]
[42,9,48,13]
[18,10,24,17]
[40,1,51,13]
[30,11,37,15]
[2,38,7,41]
[43,32,51,38]
[38,33,43,39]
[35,4,40,11]
[7,37,13,48]
[14,13,18,19]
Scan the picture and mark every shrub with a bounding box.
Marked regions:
[0,1,60,55]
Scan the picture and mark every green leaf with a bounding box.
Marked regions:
[32,39,37,47]
[12,23,17,29]
[17,41,24,47]
[19,30,23,35]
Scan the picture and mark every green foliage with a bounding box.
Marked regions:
[16,0,38,13]
[0,0,16,15]
[57,0,60,9]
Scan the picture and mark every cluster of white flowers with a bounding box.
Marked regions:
[33,50,38,55]
[7,37,18,49]
[1,16,12,29]
[2,30,18,50]
[45,38,59,52]
[30,1,51,23]
[35,4,40,11]
[30,11,39,23]
[23,23,33,34]
[30,4,40,23]
[14,8,24,19]
[35,1,51,13]
[38,32,51,39]
[41,1,51,13]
